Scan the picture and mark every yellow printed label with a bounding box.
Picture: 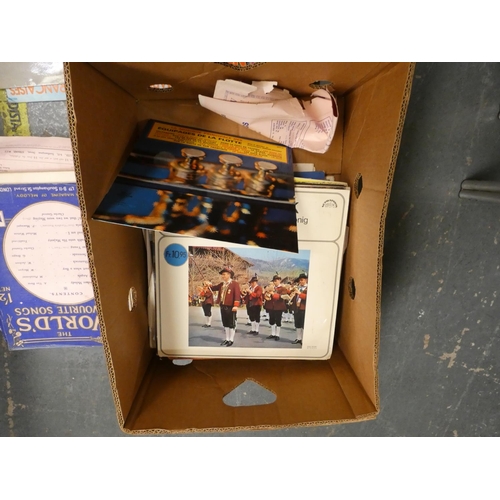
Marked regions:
[0,90,31,136]
[148,122,288,163]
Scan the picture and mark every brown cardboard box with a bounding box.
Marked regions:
[64,62,414,433]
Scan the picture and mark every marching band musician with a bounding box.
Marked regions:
[264,274,287,341]
[282,280,294,323]
[292,273,308,345]
[198,281,214,328]
[210,267,241,347]
[242,275,263,336]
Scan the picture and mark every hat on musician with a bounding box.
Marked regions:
[249,275,258,283]
[219,267,235,278]
[298,273,308,280]
[272,274,282,281]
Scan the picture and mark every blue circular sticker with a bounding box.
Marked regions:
[164,243,188,266]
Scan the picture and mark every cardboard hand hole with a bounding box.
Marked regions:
[223,379,277,407]
[354,173,363,198]
[149,83,173,92]
[348,277,356,300]
[128,287,137,311]
[309,80,333,90]
[172,359,193,366]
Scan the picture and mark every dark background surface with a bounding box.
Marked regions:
[1,62,499,437]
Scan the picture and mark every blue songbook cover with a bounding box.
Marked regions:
[0,172,101,349]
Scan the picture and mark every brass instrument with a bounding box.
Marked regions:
[295,284,308,306]
[263,283,275,301]
[283,283,308,305]
[197,281,213,302]
[197,285,206,302]
[240,283,250,298]
[284,285,299,305]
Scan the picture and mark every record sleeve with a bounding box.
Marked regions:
[0,172,101,349]
[94,120,299,253]
[155,185,350,360]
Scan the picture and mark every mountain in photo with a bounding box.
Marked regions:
[245,256,309,280]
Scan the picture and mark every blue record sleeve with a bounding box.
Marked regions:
[0,173,101,349]
[94,120,299,253]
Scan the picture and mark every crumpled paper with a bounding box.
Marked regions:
[199,79,338,154]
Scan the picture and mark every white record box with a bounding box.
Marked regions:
[154,185,350,360]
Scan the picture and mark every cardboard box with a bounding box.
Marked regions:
[64,62,415,433]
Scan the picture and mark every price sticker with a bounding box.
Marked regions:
[163,243,188,266]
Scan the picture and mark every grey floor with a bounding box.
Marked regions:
[1,62,499,437]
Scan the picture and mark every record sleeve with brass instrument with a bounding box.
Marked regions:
[154,184,351,361]
[94,120,299,254]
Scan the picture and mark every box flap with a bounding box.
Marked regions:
[338,63,415,404]
[66,63,154,424]
[66,63,138,217]
[124,348,375,433]
[90,62,391,101]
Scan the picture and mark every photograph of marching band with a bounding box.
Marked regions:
[92,120,299,253]
[188,246,311,348]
